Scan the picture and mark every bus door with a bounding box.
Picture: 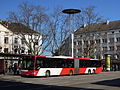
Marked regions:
[74,59,79,74]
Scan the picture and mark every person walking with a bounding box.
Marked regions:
[14,63,17,75]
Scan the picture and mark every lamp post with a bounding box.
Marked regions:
[62,9,81,58]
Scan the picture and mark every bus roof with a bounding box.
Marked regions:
[23,55,99,60]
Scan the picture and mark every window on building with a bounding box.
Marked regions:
[103,47,107,52]
[111,55,115,59]
[102,38,107,43]
[96,55,101,59]
[109,46,114,51]
[90,40,94,45]
[28,50,32,54]
[74,42,76,45]
[34,39,38,45]
[84,40,88,45]
[116,46,120,51]
[4,37,9,44]
[96,39,101,44]
[116,37,120,42]
[4,48,8,53]
[112,31,114,34]
[74,49,76,54]
[78,41,82,45]
[14,38,18,44]
[14,48,18,54]
[14,45,18,49]
[14,46,18,54]
[21,50,25,53]
[109,38,114,43]
[78,48,82,52]
[21,38,25,44]
[21,47,25,53]
[105,32,107,34]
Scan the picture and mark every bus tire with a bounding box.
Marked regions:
[88,70,91,75]
[93,69,96,74]
[46,70,50,77]
[69,70,73,76]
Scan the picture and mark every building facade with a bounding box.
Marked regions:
[0,20,42,55]
[0,20,42,74]
[59,20,120,60]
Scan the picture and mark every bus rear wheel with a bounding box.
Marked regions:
[88,70,91,75]
[93,69,96,74]
[46,70,50,77]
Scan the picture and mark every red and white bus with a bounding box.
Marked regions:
[21,55,102,77]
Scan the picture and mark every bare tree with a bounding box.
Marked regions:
[7,3,106,57]
[74,6,106,58]
[47,6,106,57]
[47,7,72,55]
[7,2,51,55]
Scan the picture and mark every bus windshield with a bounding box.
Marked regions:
[22,56,34,70]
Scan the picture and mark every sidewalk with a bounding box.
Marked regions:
[0,72,20,78]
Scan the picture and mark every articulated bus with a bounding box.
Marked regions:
[21,55,102,77]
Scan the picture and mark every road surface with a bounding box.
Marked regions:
[0,71,120,90]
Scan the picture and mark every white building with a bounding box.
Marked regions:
[59,20,120,60]
[0,20,42,55]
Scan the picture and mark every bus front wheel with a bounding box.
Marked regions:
[46,70,50,77]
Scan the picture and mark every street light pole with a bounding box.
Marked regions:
[62,9,81,58]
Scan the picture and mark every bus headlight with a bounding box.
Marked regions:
[32,72,37,75]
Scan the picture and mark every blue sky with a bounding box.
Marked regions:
[0,0,120,21]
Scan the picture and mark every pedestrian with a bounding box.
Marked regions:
[9,65,13,73]
[14,63,17,75]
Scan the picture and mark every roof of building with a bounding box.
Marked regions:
[74,20,120,35]
[0,20,38,34]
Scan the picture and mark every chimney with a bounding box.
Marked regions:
[84,24,86,27]
[0,20,2,23]
[80,24,86,28]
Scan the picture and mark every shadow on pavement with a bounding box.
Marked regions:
[92,78,120,87]
[0,78,103,90]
